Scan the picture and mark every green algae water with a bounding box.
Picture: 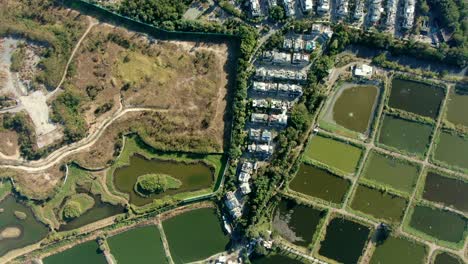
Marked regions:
[332,85,379,133]
[0,196,49,257]
[114,154,214,206]
[378,115,432,156]
[423,172,468,212]
[350,185,407,223]
[362,151,420,193]
[319,218,370,264]
[370,236,426,264]
[108,225,167,264]
[43,240,106,264]
[409,205,467,243]
[305,135,362,174]
[272,198,325,247]
[389,78,444,119]
[289,164,350,204]
[163,207,229,264]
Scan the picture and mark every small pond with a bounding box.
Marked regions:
[0,195,49,257]
[289,164,350,204]
[330,85,379,133]
[350,185,407,223]
[409,205,467,243]
[434,132,468,170]
[272,198,325,247]
[445,85,468,127]
[163,207,229,264]
[423,172,468,212]
[370,236,426,264]
[378,115,432,156]
[362,151,420,194]
[113,154,214,206]
[319,217,370,264]
[433,252,463,264]
[389,78,444,119]
[108,225,167,264]
[43,240,106,264]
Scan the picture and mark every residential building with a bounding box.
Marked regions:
[249,128,261,141]
[251,113,269,123]
[283,38,293,49]
[293,38,304,52]
[261,130,272,142]
[354,64,373,78]
[283,0,296,17]
[225,191,242,218]
[354,0,364,20]
[250,0,261,17]
[386,0,397,27]
[336,0,348,17]
[300,0,313,13]
[252,98,269,108]
[304,40,316,52]
[369,0,383,23]
[292,53,310,65]
[238,171,251,183]
[402,0,415,30]
[317,0,330,14]
[270,113,288,125]
[278,83,303,96]
[240,182,252,194]
[252,81,277,93]
[241,161,254,173]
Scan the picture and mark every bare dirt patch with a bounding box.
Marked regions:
[11,164,64,200]
[0,227,21,240]
[0,129,19,157]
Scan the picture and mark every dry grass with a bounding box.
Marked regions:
[0,130,19,157]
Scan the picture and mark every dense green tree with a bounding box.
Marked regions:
[268,6,285,22]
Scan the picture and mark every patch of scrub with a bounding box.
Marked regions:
[272,198,325,247]
[445,85,468,127]
[361,151,420,194]
[108,225,167,264]
[61,193,95,221]
[43,240,106,264]
[434,132,468,170]
[163,207,229,264]
[289,163,350,204]
[423,172,468,212]
[304,135,362,174]
[134,173,182,197]
[408,205,467,244]
[370,236,426,264]
[113,154,215,206]
[319,217,370,264]
[350,185,407,223]
[378,115,432,156]
[433,252,463,264]
[324,84,379,134]
[388,78,444,119]
[0,195,48,257]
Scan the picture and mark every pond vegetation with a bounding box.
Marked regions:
[350,185,407,223]
[319,217,370,264]
[378,115,432,156]
[289,164,351,204]
[272,198,325,248]
[389,78,444,119]
[361,151,420,194]
[163,207,229,264]
[304,135,362,174]
[108,225,167,264]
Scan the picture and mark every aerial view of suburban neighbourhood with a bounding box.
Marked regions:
[0,0,466,263]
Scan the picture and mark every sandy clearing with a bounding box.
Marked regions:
[0,226,22,240]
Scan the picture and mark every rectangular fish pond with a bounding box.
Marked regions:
[304,135,363,175]
[433,131,468,171]
[433,251,464,264]
[370,236,427,264]
[272,198,326,248]
[408,204,467,245]
[289,163,351,204]
[250,252,310,264]
[113,153,219,206]
[350,185,407,223]
[43,240,106,264]
[422,171,468,212]
[321,84,380,135]
[388,78,444,119]
[0,195,49,257]
[378,115,433,156]
[108,225,167,264]
[318,217,370,264]
[445,84,468,127]
[361,151,420,194]
[163,207,229,264]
